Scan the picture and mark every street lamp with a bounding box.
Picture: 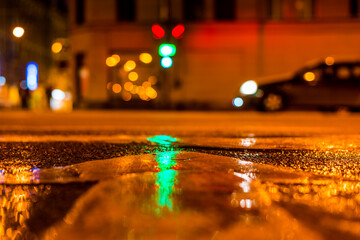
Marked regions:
[12,27,25,38]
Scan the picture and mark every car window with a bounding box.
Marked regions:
[353,65,360,85]
[336,66,351,80]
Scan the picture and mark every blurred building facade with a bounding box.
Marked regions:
[0,0,68,109]
[69,0,360,109]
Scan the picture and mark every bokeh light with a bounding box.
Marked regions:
[112,83,122,93]
[50,98,65,111]
[139,53,152,64]
[20,80,27,90]
[139,93,149,101]
[159,44,176,57]
[142,81,151,88]
[124,81,134,91]
[122,92,132,101]
[111,54,120,63]
[325,57,334,66]
[106,56,118,67]
[145,87,157,99]
[240,80,257,95]
[26,62,38,91]
[128,72,138,81]
[137,86,145,95]
[51,89,66,101]
[130,86,138,94]
[106,82,112,90]
[172,24,185,39]
[148,76,158,85]
[152,24,165,39]
[0,76,6,86]
[161,57,173,68]
[51,42,63,54]
[124,60,136,72]
[13,27,24,38]
[303,72,315,81]
[232,97,244,107]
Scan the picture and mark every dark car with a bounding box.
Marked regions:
[235,58,360,111]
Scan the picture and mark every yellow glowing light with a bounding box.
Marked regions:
[51,42,63,54]
[112,83,122,93]
[13,27,24,38]
[112,54,120,63]
[145,87,157,99]
[137,86,145,95]
[124,60,136,72]
[148,76,158,85]
[139,93,149,101]
[142,81,151,88]
[130,86,138,94]
[124,81,134,91]
[139,53,152,64]
[122,92,132,101]
[128,72,139,81]
[325,57,334,66]
[106,57,118,67]
[303,72,316,82]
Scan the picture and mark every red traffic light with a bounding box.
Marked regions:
[151,24,165,39]
[172,24,185,39]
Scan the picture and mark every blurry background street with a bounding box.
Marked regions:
[1,0,360,111]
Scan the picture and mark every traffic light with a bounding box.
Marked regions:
[152,24,185,69]
[151,24,165,39]
[158,44,176,57]
[160,57,173,68]
[171,24,185,39]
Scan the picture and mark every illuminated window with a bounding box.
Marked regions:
[184,0,204,21]
[267,0,313,20]
[336,67,351,80]
[353,65,360,78]
[117,0,135,21]
[215,0,235,20]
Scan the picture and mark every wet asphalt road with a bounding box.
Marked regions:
[0,111,360,239]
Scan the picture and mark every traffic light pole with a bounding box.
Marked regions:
[152,0,184,109]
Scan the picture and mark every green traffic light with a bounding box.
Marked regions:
[161,57,173,68]
[159,43,176,57]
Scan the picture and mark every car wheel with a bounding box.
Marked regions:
[261,92,285,111]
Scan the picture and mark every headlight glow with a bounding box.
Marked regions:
[232,97,244,107]
[240,80,258,95]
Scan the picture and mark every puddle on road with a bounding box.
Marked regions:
[0,183,94,240]
[41,151,322,240]
[0,148,359,239]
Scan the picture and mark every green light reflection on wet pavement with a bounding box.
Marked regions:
[154,151,179,213]
[148,135,177,146]
[148,135,181,215]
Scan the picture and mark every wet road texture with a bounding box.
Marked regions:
[0,111,359,240]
